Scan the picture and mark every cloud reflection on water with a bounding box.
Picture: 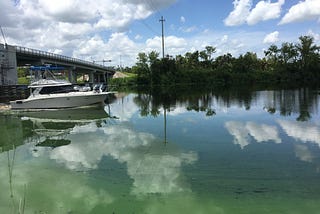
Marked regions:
[294,144,314,163]
[225,119,320,163]
[0,151,114,214]
[48,122,197,195]
[225,121,281,149]
[277,120,320,145]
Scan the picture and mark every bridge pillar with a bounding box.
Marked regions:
[89,71,94,84]
[0,44,17,85]
[67,67,77,84]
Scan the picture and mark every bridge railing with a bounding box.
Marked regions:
[15,46,113,71]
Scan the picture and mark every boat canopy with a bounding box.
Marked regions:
[29,79,71,88]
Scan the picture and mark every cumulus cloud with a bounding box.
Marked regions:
[263,31,280,44]
[307,30,320,42]
[225,0,285,26]
[280,0,320,25]
[146,35,187,55]
[72,33,139,64]
[224,0,252,26]
[0,0,176,66]
[247,0,285,25]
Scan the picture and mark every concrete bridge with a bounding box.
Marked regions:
[0,43,115,86]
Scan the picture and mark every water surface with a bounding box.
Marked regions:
[1,88,320,213]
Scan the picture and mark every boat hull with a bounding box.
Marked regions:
[10,92,111,109]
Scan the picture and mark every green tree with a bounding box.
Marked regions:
[264,44,280,72]
[185,51,200,69]
[296,36,319,71]
[234,52,260,73]
[214,53,234,72]
[135,52,150,83]
[205,46,216,61]
[280,42,298,65]
[148,51,161,85]
[148,51,160,65]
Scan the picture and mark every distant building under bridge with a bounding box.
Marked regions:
[0,43,115,86]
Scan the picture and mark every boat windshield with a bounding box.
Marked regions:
[39,85,77,94]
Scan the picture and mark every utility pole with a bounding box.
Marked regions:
[159,16,165,59]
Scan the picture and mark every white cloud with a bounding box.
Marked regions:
[247,0,285,25]
[135,34,143,40]
[221,35,229,43]
[224,0,252,26]
[280,0,320,25]
[263,31,280,44]
[0,0,177,66]
[180,26,198,33]
[225,0,285,26]
[180,16,186,23]
[146,35,187,55]
[73,33,139,65]
[307,30,320,42]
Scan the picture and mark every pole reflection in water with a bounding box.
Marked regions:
[164,107,167,144]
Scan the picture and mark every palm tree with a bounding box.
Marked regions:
[296,36,319,71]
[280,42,298,65]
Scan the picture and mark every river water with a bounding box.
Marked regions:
[1,87,320,214]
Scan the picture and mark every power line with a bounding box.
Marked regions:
[140,20,159,36]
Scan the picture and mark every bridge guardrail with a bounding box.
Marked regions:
[15,46,114,71]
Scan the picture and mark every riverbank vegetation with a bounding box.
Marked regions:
[111,35,320,88]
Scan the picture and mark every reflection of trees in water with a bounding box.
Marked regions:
[0,116,34,153]
[264,88,319,121]
[133,86,319,121]
[133,86,255,117]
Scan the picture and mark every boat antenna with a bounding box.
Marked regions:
[0,25,8,45]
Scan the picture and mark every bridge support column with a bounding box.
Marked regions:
[103,72,107,83]
[68,67,77,84]
[89,71,94,84]
[0,44,17,85]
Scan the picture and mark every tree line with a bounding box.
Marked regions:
[121,35,320,87]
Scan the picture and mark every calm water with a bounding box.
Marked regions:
[1,87,320,214]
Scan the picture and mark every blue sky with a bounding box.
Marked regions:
[1,0,319,66]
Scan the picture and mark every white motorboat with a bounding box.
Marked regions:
[10,79,112,109]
